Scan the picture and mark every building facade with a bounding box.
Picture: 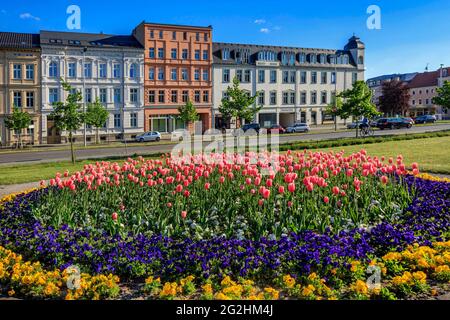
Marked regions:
[367,73,417,107]
[40,31,145,144]
[0,32,41,146]
[212,36,365,129]
[133,22,213,134]
[407,67,450,119]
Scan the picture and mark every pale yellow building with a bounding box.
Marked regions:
[0,32,41,146]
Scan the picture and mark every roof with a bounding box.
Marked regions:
[0,32,40,49]
[40,31,143,49]
[408,67,450,88]
[213,42,356,66]
[137,21,213,30]
[344,35,365,50]
[367,73,418,86]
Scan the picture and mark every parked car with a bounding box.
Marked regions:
[402,117,415,125]
[370,117,383,127]
[414,115,437,124]
[135,131,161,142]
[377,118,412,130]
[286,123,310,133]
[347,121,363,129]
[267,124,286,134]
[171,129,190,142]
[239,123,261,135]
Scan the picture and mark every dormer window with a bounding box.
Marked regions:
[258,50,276,61]
[319,54,326,64]
[309,54,317,64]
[281,52,295,66]
[329,55,336,64]
[358,56,364,64]
[342,55,349,64]
[235,49,250,64]
[443,69,448,77]
[49,39,63,44]
[298,53,306,64]
[68,40,81,45]
[222,48,230,60]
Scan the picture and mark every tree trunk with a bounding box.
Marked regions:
[18,133,22,149]
[96,128,99,145]
[355,126,359,138]
[69,131,75,164]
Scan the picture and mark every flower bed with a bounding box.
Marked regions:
[0,150,449,300]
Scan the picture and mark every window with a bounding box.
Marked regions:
[310,54,317,64]
[130,113,137,128]
[171,68,177,81]
[182,49,188,60]
[13,91,22,107]
[182,91,189,103]
[130,64,137,78]
[282,71,289,83]
[194,69,200,81]
[258,91,265,105]
[412,100,416,105]
[202,69,209,81]
[270,70,277,83]
[222,92,229,101]
[114,88,121,103]
[222,49,230,60]
[158,90,165,103]
[13,64,22,79]
[195,50,200,60]
[282,92,289,105]
[149,48,155,58]
[289,92,296,105]
[181,68,188,81]
[84,63,92,78]
[172,31,177,40]
[311,72,317,84]
[203,91,209,103]
[204,33,208,42]
[270,91,277,105]
[114,114,121,128]
[183,32,187,41]
[25,65,34,80]
[68,63,76,78]
[171,48,177,59]
[99,88,107,103]
[159,30,163,39]
[158,48,164,59]
[419,99,422,105]
[148,91,156,103]
[320,54,326,64]
[149,67,155,80]
[85,88,92,103]
[98,63,106,78]
[426,99,430,105]
[321,72,327,84]
[258,51,276,61]
[300,71,307,84]
[223,69,230,83]
[196,33,200,41]
[300,91,307,105]
[343,55,349,64]
[130,88,138,103]
[299,53,306,64]
[49,88,58,104]
[49,62,58,78]
[329,56,336,64]
[26,92,34,108]
[236,70,243,82]
[113,64,121,78]
[258,70,265,83]
[290,71,296,83]
[158,68,165,80]
[311,91,317,104]
[358,56,364,64]
[244,70,251,83]
[27,120,34,136]
[331,72,336,84]
[171,90,178,103]
[203,50,209,60]
[194,91,201,103]
[321,91,327,104]
[150,30,154,39]
[352,73,358,84]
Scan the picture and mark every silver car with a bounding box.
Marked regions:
[135,132,161,142]
[286,123,310,133]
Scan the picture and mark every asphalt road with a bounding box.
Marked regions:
[0,124,449,166]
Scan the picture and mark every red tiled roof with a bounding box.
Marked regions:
[408,67,450,88]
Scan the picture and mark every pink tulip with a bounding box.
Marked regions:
[412,168,420,176]
[278,186,285,194]
[263,189,271,199]
[204,183,211,190]
[288,183,296,193]
[381,176,389,185]
[266,179,273,187]
[112,212,118,221]
[181,211,187,219]
[332,186,340,196]
[219,176,225,184]
[287,201,293,208]
[258,199,264,206]
[306,183,314,192]
[323,196,330,204]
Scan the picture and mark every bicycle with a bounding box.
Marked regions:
[360,125,374,137]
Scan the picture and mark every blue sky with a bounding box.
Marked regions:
[1,0,449,79]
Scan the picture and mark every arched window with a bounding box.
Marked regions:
[49,62,58,78]
[130,63,137,78]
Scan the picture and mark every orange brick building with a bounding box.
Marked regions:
[133,22,212,134]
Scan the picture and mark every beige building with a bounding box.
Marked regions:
[0,32,41,146]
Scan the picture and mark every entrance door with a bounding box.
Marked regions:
[47,119,62,144]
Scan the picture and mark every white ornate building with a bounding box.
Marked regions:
[212,36,365,129]
[40,31,145,144]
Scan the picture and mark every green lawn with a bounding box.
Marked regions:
[0,136,449,185]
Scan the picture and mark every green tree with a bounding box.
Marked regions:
[177,100,199,130]
[219,76,262,127]
[4,107,32,149]
[50,79,84,163]
[432,80,450,113]
[85,98,109,144]
[337,81,380,137]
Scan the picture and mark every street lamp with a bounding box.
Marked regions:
[82,47,87,147]
[334,65,338,131]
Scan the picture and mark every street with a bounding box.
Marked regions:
[0,124,449,166]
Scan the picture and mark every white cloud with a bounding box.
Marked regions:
[19,13,41,21]
[254,19,266,25]
[260,28,270,34]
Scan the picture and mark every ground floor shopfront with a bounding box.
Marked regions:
[144,107,212,134]
[408,105,449,120]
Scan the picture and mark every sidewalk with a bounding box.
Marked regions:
[0,181,40,198]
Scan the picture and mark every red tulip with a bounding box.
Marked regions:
[167,203,172,208]
[176,184,183,193]
[323,196,330,204]
[181,211,187,219]
[288,183,296,193]
[112,212,118,221]
[306,183,314,192]
[204,183,211,190]
[266,179,273,187]
[263,189,271,199]
[258,199,264,206]
[278,186,285,194]
[287,201,293,208]
[412,168,420,176]
[219,176,225,184]
[381,176,389,185]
